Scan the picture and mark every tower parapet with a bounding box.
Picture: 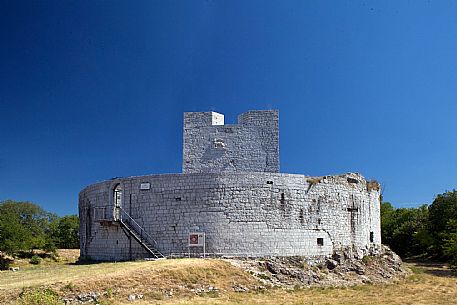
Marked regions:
[183,111,224,128]
[182,110,279,173]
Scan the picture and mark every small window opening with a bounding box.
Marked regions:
[175,197,182,201]
[213,138,225,149]
[317,238,324,246]
[266,181,273,185]
[280,192,286,207]
[347,177,359,184]
[114,184,122,207]
[317,218,321,225]
[370,232,374,243]
[113,184,122,221]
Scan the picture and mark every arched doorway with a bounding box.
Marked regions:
[113,184,122,221]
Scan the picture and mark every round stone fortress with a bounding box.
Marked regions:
[79,110,381,261]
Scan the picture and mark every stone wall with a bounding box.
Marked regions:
[182,110,279,174]
[79,172,381,261]
[79,109,381,261]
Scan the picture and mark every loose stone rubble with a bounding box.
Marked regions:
[127,294,143,301]
[227,245,409,288]
[63,292,101,304]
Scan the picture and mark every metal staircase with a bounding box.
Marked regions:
[118,208,165,259]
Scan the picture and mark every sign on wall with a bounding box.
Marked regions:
[188,232,205,247]
[140,182,150,190]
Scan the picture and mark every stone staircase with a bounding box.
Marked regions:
[118,208,165,259]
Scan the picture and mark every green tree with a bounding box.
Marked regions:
[380,202,395,245]
[49,215,80,249]
[0,200,56,254]
[381,190,457,266]
[428,190,457,257]
[380,202,431,257]
[443,219,457,269]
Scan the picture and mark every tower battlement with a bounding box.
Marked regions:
[183,111,225,128]
[182,110,279,173]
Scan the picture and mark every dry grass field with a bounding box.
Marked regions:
[0,250,456,305]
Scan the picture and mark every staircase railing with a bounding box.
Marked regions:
[119,207,159,247]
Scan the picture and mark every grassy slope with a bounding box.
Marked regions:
[1,250,456,305]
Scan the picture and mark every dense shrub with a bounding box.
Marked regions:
[29,255,42,265]
[380,202,431,257]
[443,220,457,270]
[48,215,80,249]
[18,288,62,305]
[0,254,12,270]
[381,190,457,268]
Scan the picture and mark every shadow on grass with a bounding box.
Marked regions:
[69,259,106,265]
[15,251,56,260]
[405,259,457,278]
[423,268,457,278]
[70,258,140,265]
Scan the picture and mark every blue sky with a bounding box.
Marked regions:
[1,1,456,215]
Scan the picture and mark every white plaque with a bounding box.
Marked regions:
[188,232,205,247]
[140,182,150,190]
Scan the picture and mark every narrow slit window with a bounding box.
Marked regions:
[370,232,374,243]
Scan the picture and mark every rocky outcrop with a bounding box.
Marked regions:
[227,245,408,288]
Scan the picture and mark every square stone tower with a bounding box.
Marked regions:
[182,110,279,173]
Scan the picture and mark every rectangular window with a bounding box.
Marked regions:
[347,177,359,184]
[213,139,225,148]
[370,232,374,243]
[317,238,324,246]
[140,182,151,190]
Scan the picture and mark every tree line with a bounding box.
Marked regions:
[381,190,457,269]
[0,200,79,262]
